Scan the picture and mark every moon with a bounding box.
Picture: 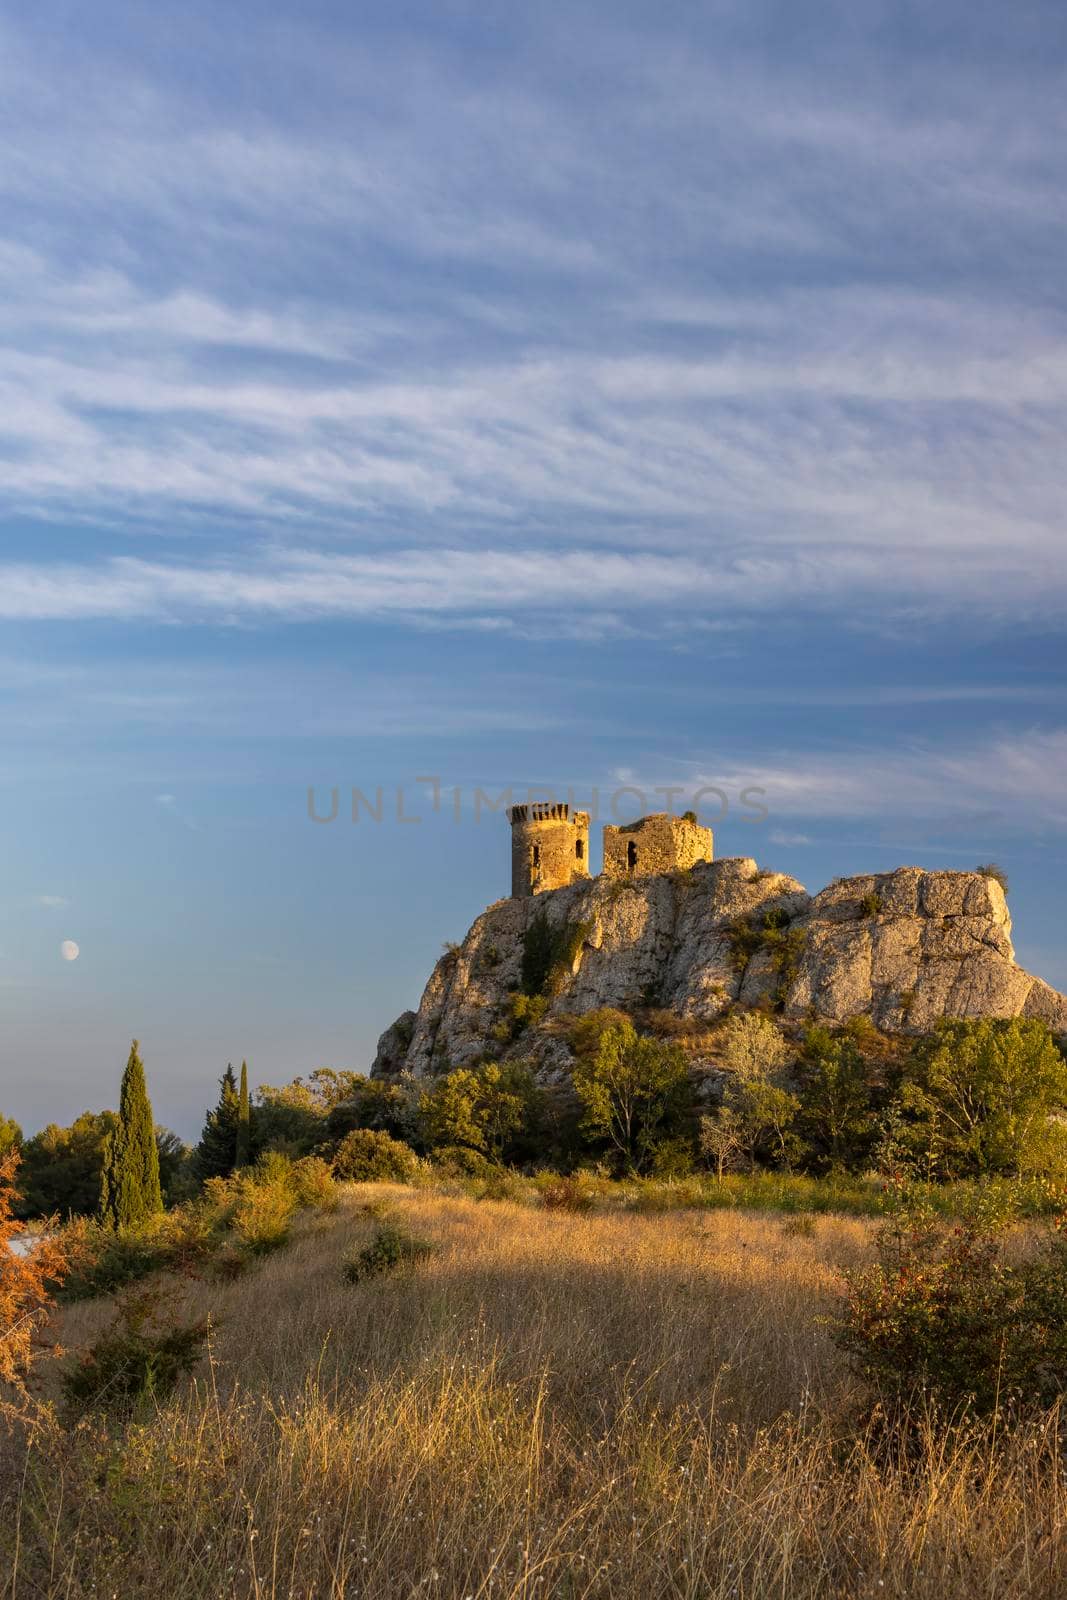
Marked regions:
[60,940,80,962]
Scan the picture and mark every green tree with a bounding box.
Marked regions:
[235,1061,252,1168]
[701,1011,801,1174]
[99,1040,164,1228]
[420,1063,535,1161]
[194,1065,241,1180]
[326,1075,421,1146]
[720,1076,800,1171]
[16,1111,117,1219]
[155,1127,194,1206]
[719,1011,790,1081]
[796,1026,875,1172]
[571,1010,692,1173]
[699,1107,744,1180]
[254,1069,365,1157]
[889,1017,1067,1180]
[0,1115,21,1157]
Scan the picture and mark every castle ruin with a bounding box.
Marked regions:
[508,803,591,897]
[507,806,712,896]
[603,812,714,879]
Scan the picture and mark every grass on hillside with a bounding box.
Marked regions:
[476,1165,1067,1220]
[2,1187,1066,1599]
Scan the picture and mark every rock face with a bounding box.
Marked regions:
[382,860,1067,1080]
[371,1010,418,1077]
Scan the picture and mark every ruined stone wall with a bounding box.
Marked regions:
[509,803,591,897]
[603,813,714,879]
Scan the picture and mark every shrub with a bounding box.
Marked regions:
[231,1183,294,1254]
[0,1153,66,1388]
[58,1153,340,1300]
[508,990,549,1035]
[859,891,882,917]
[647,1136,696,1178]
[228,1157,297,1254]
[470,1169,529,1203]
[521,911,590,998]
[642,1009,700,1038]
[60,1286,207,1417]
[834,1192,1067,1425]
[429,1144,498,1179]
[59,1201,239,1301]
[535,1171,601,1212]
[60,1219,169,1300]
[342,1222,434,1283]
[725,914,805,1000]
[289,1156,339,1211]
[976,862,1009,892]
[780,1213,816,1238]
[333,1129,420,1184]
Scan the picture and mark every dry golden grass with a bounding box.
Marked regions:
[3,1188,1065,1598]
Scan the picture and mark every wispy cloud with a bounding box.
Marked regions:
[34,894,69,908]
[0,12,1064,629]
[620,730,1067,836]
[0,539,1062,627]
[0,654,572,744]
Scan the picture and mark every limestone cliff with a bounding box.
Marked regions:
[377,860,1067,1080]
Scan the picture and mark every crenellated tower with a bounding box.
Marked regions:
[508,803,590,897]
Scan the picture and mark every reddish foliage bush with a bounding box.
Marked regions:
[0,1152,65,1390]
[834,1188,1067,1424]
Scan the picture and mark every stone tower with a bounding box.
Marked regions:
[508,803,591,897]
[602,812,714,878]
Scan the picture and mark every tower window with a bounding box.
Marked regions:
[575,838,584,861]
[627,841,638,870]
[532,844,541,869]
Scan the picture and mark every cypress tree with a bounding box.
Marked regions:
[194,1065,241,1180]
[235,1060,251,1169]
[99,1040,163,1228]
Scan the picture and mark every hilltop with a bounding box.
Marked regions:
[376,860,1067,1081]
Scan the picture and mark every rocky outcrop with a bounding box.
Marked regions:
[371,1010,417,1076]
[380,860,1067,1079]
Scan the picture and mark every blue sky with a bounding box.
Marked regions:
[1,1,1065,1138]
